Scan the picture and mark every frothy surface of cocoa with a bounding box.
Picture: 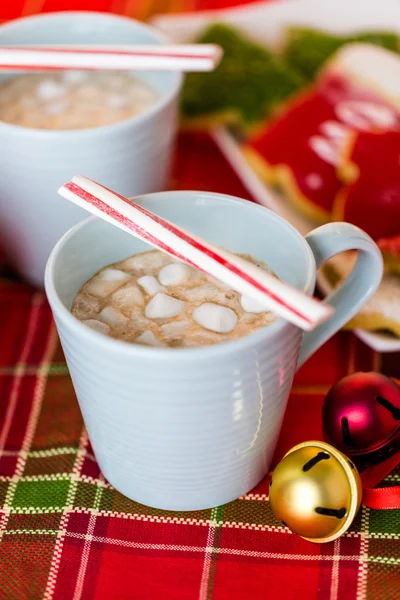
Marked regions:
[72,250,277,348]
[0,71,158,130]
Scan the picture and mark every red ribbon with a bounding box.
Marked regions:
[361,452,400,509]
[362,486,400,510]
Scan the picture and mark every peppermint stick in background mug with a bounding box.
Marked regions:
[0,43,222,72]
[58,175,333,330]
[45,190,382,511]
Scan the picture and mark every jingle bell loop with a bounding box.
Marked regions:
[269,441,363,543]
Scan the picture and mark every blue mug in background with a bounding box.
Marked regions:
[0,11,182,287]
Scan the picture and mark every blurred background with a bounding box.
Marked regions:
[0,0,263,24]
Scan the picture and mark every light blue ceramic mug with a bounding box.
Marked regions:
[45,191,383,510]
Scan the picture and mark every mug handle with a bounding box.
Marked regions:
[297,222,383,369]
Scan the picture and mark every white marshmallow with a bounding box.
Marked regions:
[160,320,190,336]
[36,80,66,100]
[101,268,129,282]
[240,295,269,314]
[98,306,128,327]
[112,285,144,307]
[135,330,164,347]
[137,276,167,296]
[120,252,173,273]
[158,263,194,286]
[193,303,238,333]
[86,269,130,298]
[83,319,111,335]
[63,71,88,84]
[145,293,185,319]
[85,281,112,298]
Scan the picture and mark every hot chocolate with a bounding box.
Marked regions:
[72,250,277,348]
[0,71,158,130]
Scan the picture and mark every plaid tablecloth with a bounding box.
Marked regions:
[0,132,399,600]
[0,2,400,598]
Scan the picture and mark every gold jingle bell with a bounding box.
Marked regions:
[269,441,363,543]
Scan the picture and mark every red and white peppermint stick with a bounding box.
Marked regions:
[0,44,222,72]
[58,176,334,331]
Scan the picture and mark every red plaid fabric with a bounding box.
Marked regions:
[0,2,399,599]
[0,132,399,600]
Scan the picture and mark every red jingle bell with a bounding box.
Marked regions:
[322,372,400,469]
